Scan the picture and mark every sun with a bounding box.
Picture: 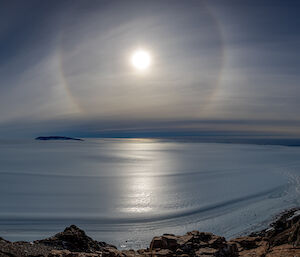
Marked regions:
[131,49,151,71]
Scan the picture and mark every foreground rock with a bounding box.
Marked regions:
[230,208,300,257]
[0,208,299,257]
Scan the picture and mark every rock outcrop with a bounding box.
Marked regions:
[36,225,116,252]
[0,208,299,257]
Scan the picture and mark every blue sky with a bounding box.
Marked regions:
[0,0,299,139]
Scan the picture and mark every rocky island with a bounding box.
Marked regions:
[0,208,299,257]
[35,136,83,141]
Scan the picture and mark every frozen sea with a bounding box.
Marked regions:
[0,138,299,249]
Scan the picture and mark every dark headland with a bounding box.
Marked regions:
[0,208,299,257]
[35,136,83,141]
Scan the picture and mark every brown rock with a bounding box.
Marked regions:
[266,244,300,257]
[151,249,174,257]
[195,247,218,255]
[149,234,178,251]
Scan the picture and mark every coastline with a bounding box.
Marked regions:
[0,207,299,257]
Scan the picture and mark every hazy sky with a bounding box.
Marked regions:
[0,0,299,138]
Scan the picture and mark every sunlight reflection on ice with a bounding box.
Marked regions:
[116,139,160,214]
[122,176,154,213]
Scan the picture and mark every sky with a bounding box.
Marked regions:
[0,0,299,139]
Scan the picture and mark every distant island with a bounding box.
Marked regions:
[35,136,83,141]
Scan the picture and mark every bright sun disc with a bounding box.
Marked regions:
[131,50,151,71]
